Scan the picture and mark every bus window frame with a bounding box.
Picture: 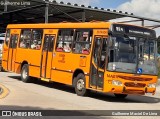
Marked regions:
[72,29,93,55]
[19,29,32,49]
[55,29,74,53]
[30,29,43,50]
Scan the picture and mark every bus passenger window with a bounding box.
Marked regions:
[64,42,71,52]
[73,30,92,54]
[20,29,31,48]
[82,44,90,55]
[31,29,43,50]
[56,29,73,52]
[5,29,10,46]
[56,41,63,51]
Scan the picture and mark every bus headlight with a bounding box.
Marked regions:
[112,80,123,86]
[148,83,156,88]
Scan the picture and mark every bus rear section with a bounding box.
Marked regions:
[2,22,158,98]
[2,29,20,72]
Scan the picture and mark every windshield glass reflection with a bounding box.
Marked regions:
[107,35,157,75]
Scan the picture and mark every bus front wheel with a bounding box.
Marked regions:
[21,64,31,83]
[114,94,128,98]
[74,73,88,96]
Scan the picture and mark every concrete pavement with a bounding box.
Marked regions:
[0,72,160,119]
[0,83,9,99]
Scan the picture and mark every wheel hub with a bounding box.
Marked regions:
[77,79,84,91]
[22,69,27,79]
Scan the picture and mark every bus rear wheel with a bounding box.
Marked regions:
[21,64,31,83]
[74,73,88,96]
[114,94,128,98]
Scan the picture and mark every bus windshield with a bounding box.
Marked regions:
[107,35,157,75]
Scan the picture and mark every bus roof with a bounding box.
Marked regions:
[7,22,112,29]
[7,22,154,31]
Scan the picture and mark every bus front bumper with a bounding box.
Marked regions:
[107,85,156,95]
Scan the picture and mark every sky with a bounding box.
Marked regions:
[54,0,160,36]
[55,0,129,8]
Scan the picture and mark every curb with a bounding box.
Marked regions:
[0,84,9,99]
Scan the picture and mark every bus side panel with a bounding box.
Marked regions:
[14,62,21,73]
[15,48,28,71]
[85,75,90,89]
[29,65,41,78]
[2,49,8,71]
[2,36,9,71]
[51,52,91,86]
[28,49,42,78]
[15,48,41,78]
[7,48,13,71]
[51,52,73,85]
[51,70,72,85]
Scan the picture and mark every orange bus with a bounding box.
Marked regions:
[2,22,158,98]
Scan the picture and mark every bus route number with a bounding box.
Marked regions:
[115,27,124,32]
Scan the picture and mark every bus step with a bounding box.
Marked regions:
[41,78,50,82]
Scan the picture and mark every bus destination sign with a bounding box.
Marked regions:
[113,24,156,38]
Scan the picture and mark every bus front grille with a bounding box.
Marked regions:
[124,82,146,88]
[118,75,152,81]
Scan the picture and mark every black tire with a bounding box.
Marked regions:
[21,64,31,83]
[114,94,128,98]
[74,73,88,96]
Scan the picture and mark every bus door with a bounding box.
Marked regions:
[2,30,10,70]
[41,35,55,79]
[7,32,19,71]
[90,37,107,90]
